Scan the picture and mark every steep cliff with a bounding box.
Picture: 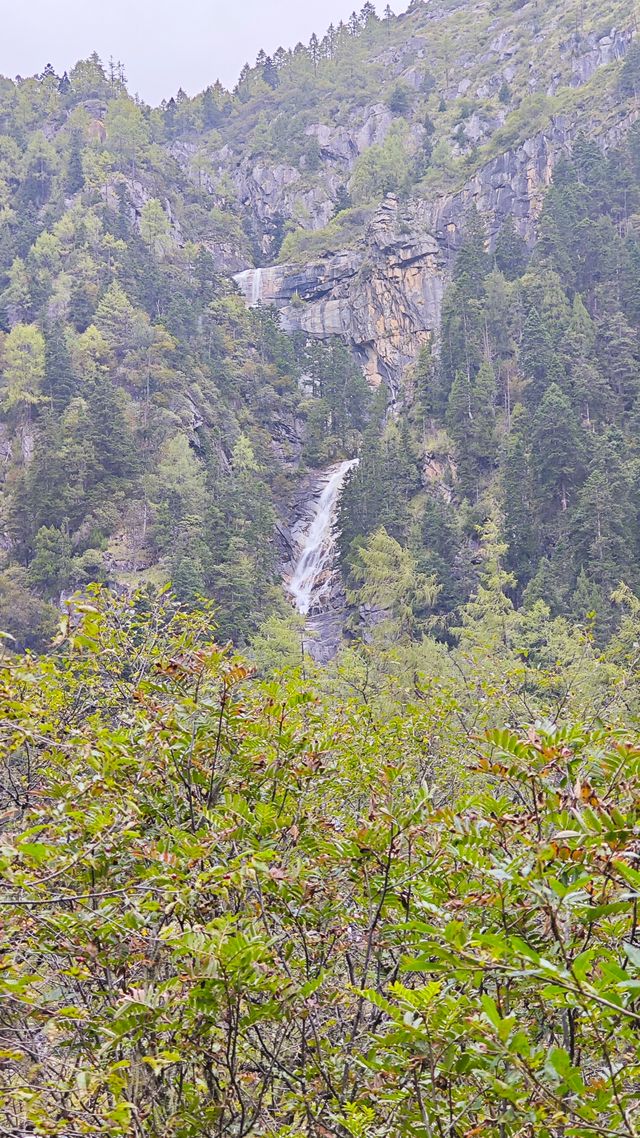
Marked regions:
[234,107,637,390]
[199,0,638,389]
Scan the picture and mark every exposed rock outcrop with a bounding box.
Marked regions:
[237,196,445,393]
[196,8,638,393]
[234,118,586,390]
[564,27,634,87]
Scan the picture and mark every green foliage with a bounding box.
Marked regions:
[1,592,640,1134]
[1,322,45,411]
[494,216,528,279]
[350,525,441,639]
[351,123,412,204]
[386,82,411,116]
[0,566,57,650]
[0,1,639,669]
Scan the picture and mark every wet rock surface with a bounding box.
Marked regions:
[279,462,356,664]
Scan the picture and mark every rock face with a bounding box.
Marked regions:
[237,197,444,393]
[564,27,634,87]
[234,117,589,391]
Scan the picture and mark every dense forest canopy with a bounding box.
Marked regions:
[4,0,640,1132]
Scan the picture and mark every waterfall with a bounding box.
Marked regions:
[234,267,265,307]
[289,459,358,617]
[250,267,264,306]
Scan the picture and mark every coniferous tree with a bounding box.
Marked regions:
[262,57,279,90]
[202,87,220,129]
[453,207,490,300]
[84,378,140,492]
[28,523,72,596]
[502,419,539,587]
[519,306,563,404]
[64,131,85,196]
[531,384,586,513]
[599,311,639,409]
[620,42,640,99]
[446,360,497,496]
[43,322,77,411]
[494,217,528,280]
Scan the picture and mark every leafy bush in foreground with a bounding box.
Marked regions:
[1,591,640,1135]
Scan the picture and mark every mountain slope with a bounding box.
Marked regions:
[0,0,640,651]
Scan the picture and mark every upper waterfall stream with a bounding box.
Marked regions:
[234,267,267,307]
[288,459,358,618]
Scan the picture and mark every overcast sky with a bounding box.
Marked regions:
[1,0,409,105]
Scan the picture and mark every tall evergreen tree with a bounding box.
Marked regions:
[64,131,85,196]
[531,384,586,513]
[494,217,528,280]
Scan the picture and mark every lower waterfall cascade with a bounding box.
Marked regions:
[288,459,358,622]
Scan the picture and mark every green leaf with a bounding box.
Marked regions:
[623,942,640,970]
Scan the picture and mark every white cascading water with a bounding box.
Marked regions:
[249,267,263,306]
[234,267,265,307]
[289,459,358,616]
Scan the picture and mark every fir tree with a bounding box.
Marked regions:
[43,322,77,411]
[531,384,586,512]
[502,420,538,587]
[202,86,220,129]
[494,217,528,280]
[64,131,85,196]
[453,208,490,300]
[262,57,279,90]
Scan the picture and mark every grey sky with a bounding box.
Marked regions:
[1,0,409,105]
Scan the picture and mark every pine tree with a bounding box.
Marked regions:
[620,42,640,99]
[309,34,321,75]
[43,322,77,411]
[531,384,585,512]
[599,311,639,409]
[453,207,490,300]
[262,57,279,90]
[570,434,637,622]
[85,377,140,489]
[348,11,361,35]
[502,422,538,586]
[164,97,178,138]
[171,550,207,605]
[414,340,437,418]
[28,523,72,596]
[202,87,220,130]
[64,131,85,196]
[446,361,496,496]
[417,492,462,610]
[494,217,528,280]
[333,184,352,216]
[520,306,563,404]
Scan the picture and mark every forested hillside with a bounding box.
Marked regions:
[6,0,640,1133]
[0,48,371,651]
[339,130,640,642]
[2,0,640,656]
